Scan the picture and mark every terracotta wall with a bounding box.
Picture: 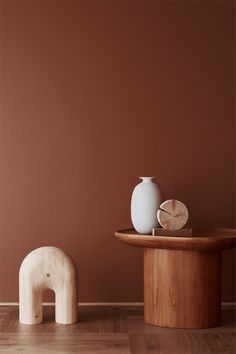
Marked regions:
[0,1,235,302]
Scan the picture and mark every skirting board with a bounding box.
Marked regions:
[0,302,235,308]
[0,302,144,306]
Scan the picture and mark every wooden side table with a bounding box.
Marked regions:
[115,228,236,329]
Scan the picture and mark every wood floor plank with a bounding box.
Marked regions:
[127,308,236,334]
[0,333,130,354]
[0,306,235,354]
[129,333,236,354]
[0,306,128,334]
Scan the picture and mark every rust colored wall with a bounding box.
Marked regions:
[0,1,235,302]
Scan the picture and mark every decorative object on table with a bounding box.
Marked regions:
[19,246,78,325]
[152,227,193,237]
[157,199,188,231]
[115,228,236,328]
[131,176,162,234]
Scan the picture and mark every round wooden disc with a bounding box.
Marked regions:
[157,199,188,231]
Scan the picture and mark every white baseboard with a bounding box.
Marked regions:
[0,302,144,306]
[221,302,236,309]
[0,302,235,308]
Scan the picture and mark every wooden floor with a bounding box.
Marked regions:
[0,306,235,354]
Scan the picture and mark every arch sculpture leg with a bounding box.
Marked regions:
[19,247,78,324]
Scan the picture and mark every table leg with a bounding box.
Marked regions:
[144,248,221,328]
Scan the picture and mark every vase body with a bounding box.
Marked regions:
[131,177,162,234]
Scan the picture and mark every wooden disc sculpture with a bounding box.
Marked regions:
[157,199,188,230]
[19,246,78,325]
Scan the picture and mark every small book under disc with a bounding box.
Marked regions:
[152,228,193,237]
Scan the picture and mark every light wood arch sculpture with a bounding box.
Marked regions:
[19,246,78,325]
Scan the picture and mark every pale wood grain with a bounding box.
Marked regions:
[19,247,78,325]
[157,199,189,231]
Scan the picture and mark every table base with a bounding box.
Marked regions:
[144,248,221,328]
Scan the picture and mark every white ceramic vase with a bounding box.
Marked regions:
[131,177,162,234]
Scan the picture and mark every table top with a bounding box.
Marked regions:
[115,228,236,251]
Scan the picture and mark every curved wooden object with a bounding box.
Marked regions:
[19,247,78,325]
[115,228,236,251]
[115,228,236,328]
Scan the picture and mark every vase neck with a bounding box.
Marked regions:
[139,177,156,182]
